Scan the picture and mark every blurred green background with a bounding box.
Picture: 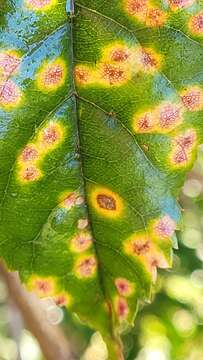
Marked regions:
[1,146,203,360]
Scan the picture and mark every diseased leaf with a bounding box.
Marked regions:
[0,0,203,358]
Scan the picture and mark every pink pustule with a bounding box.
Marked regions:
[116,297,129,319]
[148,254,168,282]
[111,49,130,62]
[141,49,157,69]
[137,113,153,132]
[44,64,63,86]
[0,52,20,76]
[77,218,88,230]
[132,239,150,255]
[72,232,92,252]
[77,256,97,277]
[0,80,21,105]
[27,0,52,9]
[21,146,38,162]
[159,104,181,129]
[173,148,188,164]
[127,0,148,16]
[22,166,39,181]
[181,88,202,111]
[154,215,176,238]
[64,193,77,209]
[34,279,53,295]
[115,278,133,297]
[43,124,59,144]
[169,0,194,9]
[175,130,196,151]
[102,64,125,85]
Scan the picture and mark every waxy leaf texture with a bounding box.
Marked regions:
[0,1,203,358]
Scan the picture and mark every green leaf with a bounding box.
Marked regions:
[0,0,203,358]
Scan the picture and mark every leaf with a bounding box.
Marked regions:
[0,0,203,358]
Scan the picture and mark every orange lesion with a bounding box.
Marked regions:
[27,275,57,298]
[124,231,170,282]
[25,0,58,11]
[169,128,198,168]
[75,41,162,88]
[133,101,183,134]
[89,186,124,219]
[54,292,72,307]
[17,120,65,183]
[36,58,67,92]
[124,0,167,27]
[146,7,167,27]
[188,11,203,36]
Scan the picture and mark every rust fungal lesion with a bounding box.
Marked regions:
[97,193,117,211]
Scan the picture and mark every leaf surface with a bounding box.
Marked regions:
[0,1,203,358]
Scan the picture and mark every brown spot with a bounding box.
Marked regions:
[34,279,53,294]
[102,64,125,85]
[146,8,166,27]
[126,0,148,17]
[116,297,129,319]
[115,278,133,297]
[137,112,153,132]
[189,12,203,35]
[54,294,67,307]
[132,240,150,255]
[75,67,90,84]
[22,166,40,181]
[111,49,130,62]
[97,194,116,211]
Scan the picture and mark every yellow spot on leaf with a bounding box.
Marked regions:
[70,231,93,253]
[25,0,58,11]
[74,255,97,279]
[169,128,198,168]
[17,120,65,183]
[36,58,67,92]
[115,278,134,297]
[27,275,56,298]
[124,231,170,282]
[189,12,203,37]
[0,80,22,109]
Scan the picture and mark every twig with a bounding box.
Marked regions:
[0,263,76,360]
